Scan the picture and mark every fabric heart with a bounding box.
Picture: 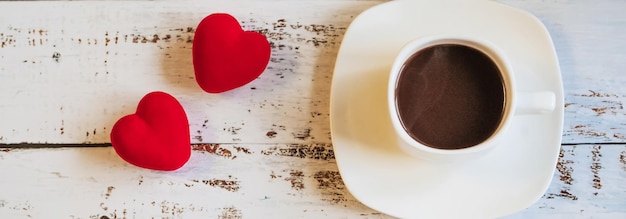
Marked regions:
[192,13,271,93]
[110,92,191,171]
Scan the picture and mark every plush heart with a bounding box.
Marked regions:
[110,92,191,171]
[192,13,271,93]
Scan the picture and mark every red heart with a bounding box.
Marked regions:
[110,92,191,171]
[192,13,271,93]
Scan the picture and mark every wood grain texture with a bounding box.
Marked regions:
[1,0,625,144]
[0,145,376,218]
[508,145,626,218]
[498,0,626,144]
[0,0,379,144]
[1,0,626,218]
[0,144,625,218]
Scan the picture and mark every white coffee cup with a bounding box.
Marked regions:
[388,35,555,161]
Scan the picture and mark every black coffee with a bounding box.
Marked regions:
[395,44,505,150]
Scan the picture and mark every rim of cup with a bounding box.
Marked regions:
[388,35,516,157]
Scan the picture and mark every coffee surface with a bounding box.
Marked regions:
[395,44,505,149]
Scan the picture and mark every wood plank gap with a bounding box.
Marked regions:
[0,142,332,148]
[0,143,112,148]
[3,142,624,149]
[561,142,626,146]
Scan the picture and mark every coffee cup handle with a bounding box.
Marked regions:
[515,91,556,115]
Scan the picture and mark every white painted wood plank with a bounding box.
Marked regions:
[506,145,626,219]
[1,1,625,218]
[0,1,380,144]
[0,144,624,218]
[0,145,380,218]
[1,0,625,144]
[498,0,626,143]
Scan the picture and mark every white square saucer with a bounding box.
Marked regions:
[330,0,564,218]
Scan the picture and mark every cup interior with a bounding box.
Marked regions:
[388,36,515,156]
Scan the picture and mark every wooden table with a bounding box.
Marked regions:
[1,0,624,218]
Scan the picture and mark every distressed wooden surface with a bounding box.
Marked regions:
[0,0,379,144]
[500,0,626,144]
[1,0,625,145]
[1,0,625,218]
[0,144,625,218]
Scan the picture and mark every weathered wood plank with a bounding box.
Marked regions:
[498,0,626,144]
[507,144,626,218]
[0,0,625,145]
[0,144,625,218]
[0,1,380,145]
[0,144,378,218]
[1,0,625,218]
